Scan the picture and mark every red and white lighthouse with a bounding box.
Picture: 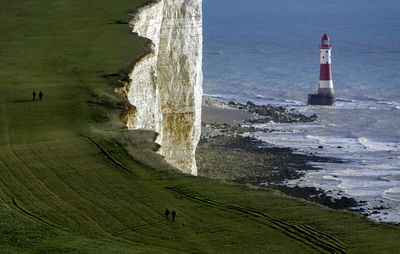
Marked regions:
[318,34,334,98]
[308,33,335,105]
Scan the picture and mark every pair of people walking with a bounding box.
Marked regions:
[32,91,43,101]
[165,208,177,221]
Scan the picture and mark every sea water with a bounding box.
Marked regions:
[203,0,400,222]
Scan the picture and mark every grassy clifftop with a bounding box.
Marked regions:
[0,1,399,253]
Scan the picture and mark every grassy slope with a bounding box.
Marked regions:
[0,0,399,253]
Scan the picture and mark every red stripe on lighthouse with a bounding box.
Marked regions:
[319,64,332,80]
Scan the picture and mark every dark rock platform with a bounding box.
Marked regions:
[308,94,335,106]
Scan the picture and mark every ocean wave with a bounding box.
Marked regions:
[305,135,365,152]
[358,138,400,152]
[383,187,400,202]
[304,134,400,154]
[335,169,400,198]
[381,173,400,183]
[204,93,229,100]
[336,168,400,179]
[332,97,400,111]
[372,98,400,109]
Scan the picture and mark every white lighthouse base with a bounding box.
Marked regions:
[307,94,335,106]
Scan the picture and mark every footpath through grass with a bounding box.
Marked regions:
[0,0,399,253]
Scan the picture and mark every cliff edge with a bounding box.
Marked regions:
[121,0,203,175]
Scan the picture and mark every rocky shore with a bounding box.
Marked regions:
[227,100,317,124]
[197,97,359,211]
[202,96,317,125]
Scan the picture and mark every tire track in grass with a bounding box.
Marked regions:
[25,137,177,248]
[5,140,182,253]
[1,128,126,236]
[80,136,170,223]
[167,186,347,254]
[26,141,129,234]
[82,135,133,174]
[0,135,77,232]
[7,147,105,233]
[76,136,165,228]
[11,198,60,228]
[0,100,138,238]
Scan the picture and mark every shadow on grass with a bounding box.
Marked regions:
[12,99,37,103]
[108,20,129,25]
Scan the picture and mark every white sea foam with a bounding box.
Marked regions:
[382,173,400,183]
[312,97,397,111]
[306,135,361,149]
[250,116,400,223]
[205,86,400,222]
[382,187,400,202]
[358,138,400,152]
[253,123,323,131]
[303,135,400,155]
[338,176,398,198]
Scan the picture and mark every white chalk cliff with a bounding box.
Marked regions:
[125,0,202,175]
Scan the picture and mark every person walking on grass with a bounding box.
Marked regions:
[39,91,43,101]
[165,208,170,220]
[171,210,176,221]
[32,91,36,101]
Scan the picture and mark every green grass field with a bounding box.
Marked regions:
[0,0,399,253]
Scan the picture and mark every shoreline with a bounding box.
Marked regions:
[198,96,366,213]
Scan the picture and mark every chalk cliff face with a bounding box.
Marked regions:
[126,0,202,175]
